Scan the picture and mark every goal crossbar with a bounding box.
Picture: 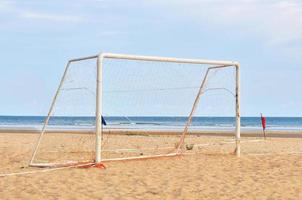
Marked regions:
[67,53,239,66]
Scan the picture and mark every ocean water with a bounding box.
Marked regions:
[0,116,302,131]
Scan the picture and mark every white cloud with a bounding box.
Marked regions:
[148,0,302,47]
[0,0,14,10]
[97,30,126,37]
[2,0,302,46]
[20,11,84,23]
[0,1,85,23]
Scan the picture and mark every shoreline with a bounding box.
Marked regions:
[1,127,302,138]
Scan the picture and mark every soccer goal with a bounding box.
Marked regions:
[29,53,241,168]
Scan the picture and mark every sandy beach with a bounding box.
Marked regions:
[1,0,302,199]
[0,132,301,199]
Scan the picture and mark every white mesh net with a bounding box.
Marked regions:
[30,55,238,166]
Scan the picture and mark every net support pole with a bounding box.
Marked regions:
[95,54,103,163]
[235,63,241,157]
[177,68,210,153]
[29,61,72,166]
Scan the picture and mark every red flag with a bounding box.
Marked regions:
[261,114,266,130]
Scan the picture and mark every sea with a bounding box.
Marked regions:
[0,116,302,132]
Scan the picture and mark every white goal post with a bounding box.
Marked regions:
[29,53,241,167]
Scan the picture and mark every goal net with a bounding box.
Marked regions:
[29,53,240,167]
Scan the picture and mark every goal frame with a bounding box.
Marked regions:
[29,52,241,167]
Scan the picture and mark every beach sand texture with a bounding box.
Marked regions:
[0,132,302,199]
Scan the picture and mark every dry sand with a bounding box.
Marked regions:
[0,132,302,199]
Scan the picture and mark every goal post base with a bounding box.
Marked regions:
[101,152,180,162]
[29,153,180,168]
[29,161,95,168]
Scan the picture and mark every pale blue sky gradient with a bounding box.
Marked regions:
[0,0,301,116]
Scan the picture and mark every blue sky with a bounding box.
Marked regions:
[0,0,301,117]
